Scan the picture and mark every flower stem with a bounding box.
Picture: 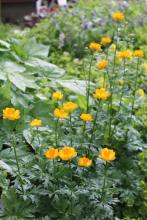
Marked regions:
[55,119,59,147]
[86,52,94,113]
[69,161,73,218]
[12,133,24,194]
[89,100,101,150]
[103,48,109,88]
[125,58,140,138]
[130,58,140,121]
[69,114,73,146]
[112,59,126,136]
[100,162,108,202]
[108,25,119,142]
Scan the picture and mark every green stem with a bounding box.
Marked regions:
[69,161,73,218]
[125,59,139,139]
[86,52,94,113]
[55,119,59,147]
[100,162,108,202]
[112,59,126,135]
[108,25,119,142]
[12,134,24,194]
[130,58,140,120]
[69,114,73,146]
[89,101,101,150]
[103,48,109,88]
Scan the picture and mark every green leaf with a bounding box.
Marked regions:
[0,81,11,100]
[0,160,13,174]
[24,37,49,57]
[56,79,95,96]
[8,72,38,92]
[0,40,10,52]
[25,57,65,78]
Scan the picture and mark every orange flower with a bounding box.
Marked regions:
[96,60,108,69]
[54,108,68,119]
[98,148,116,161]
[45,148,58,160]
[52,91,63,100]
[30,119,42,127]
[3,107,20,120]
[112,11,125,21]
[59,146,77,161]
[100,37,112,45]
[63,101,78,113]
[78,157,92,167]
[80,113,93,121]
[133,50,144,58]
[118,50,132,59]
[89,42,102,51]
[93,88,110,100]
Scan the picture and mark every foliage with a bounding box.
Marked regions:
[0,0,147,219]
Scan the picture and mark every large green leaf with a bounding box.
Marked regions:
[56,79,95,96]
[0,61,25,81]
[0,40,10,52]
[8,72,38,92]
[0,160,13,174]
[25,57,65,78]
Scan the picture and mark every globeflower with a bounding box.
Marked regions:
[98,148,116,161]
[30,119,42,127]
[118,50,132,60]
[137,89,145,97]
[52,91,63,100]
[89,42,102,51]
[63,101,78,113]
[3,107,20,120]
[93,88,110,100]
[59,146,77,161]
[133,50,144,58]
[100,37,112,45]
[45,148,59,160]
[54,108,68,119]
[96,60,108,69]
[112,11,125,21]
[78,157,92,167]
[80,113,93,121]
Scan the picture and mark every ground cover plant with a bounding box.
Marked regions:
[0,1,147,220]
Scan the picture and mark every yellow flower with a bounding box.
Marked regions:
[133,50,144,58]
[45,148,59,160]
[112,11,125,21]
[63,101,78,113]
[137,89,145,97]
[143,63,147,73]
[3,107,20,120]
[89,42,102,51]
[59,146,77,161]
[93,88,110,100]
[80,113,93,121]
[109,43,116,51]
[96,60,108,69]
[98,148,116,161]
[100,37,112,45]
[118,50,132,59]
[30,119,42,127]
[54,108,68,119]
[52,91,63,100]
[78,157,92,167]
